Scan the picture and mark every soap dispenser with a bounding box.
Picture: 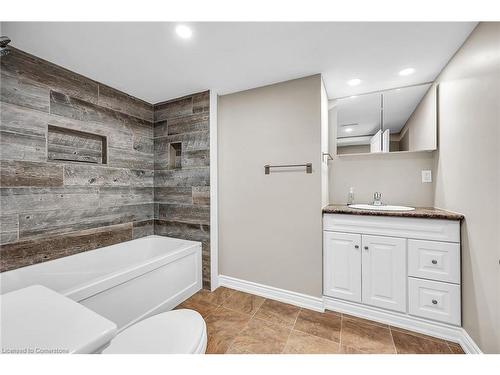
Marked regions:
[347,187,355,206]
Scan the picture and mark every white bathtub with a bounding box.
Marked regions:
[0,235,202,332]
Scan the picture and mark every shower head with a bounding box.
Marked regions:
[0,36,11,57]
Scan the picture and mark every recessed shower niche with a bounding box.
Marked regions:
[47,125,107,164]
[168,142,182,169]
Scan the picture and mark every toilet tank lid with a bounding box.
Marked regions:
[0,285,117,354]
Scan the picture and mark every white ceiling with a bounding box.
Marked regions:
[1,22,476,103]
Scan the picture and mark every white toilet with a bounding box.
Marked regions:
[0,285,207,354]
[102,309,207,354]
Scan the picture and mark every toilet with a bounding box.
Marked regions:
[0,285,207,354]
[102,309,207,354]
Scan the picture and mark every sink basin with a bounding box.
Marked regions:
[348,204,415,212]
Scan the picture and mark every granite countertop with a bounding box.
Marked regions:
[322,204,464,221]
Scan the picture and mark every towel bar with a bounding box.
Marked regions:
[264,163,312,174]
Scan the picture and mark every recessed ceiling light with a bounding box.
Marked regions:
[399,68,415,76]
[345,128,353,133]
[175,25,192,39]
[347,78,362,86]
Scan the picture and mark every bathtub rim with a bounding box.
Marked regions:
[1,235,202,303]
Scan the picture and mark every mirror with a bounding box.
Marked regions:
[334,92,382,155]
[331,83,436,155]
[383,83,436,152]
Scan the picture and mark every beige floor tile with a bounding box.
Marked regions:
[338,345,367,354]
[205,307,251,354]
[391,329,451,354]
[341,318,396,354]
[447,341,465,354]
[190,287,235,307]
[225,346,254,354]
[294,309,341,342]
[254,299,300,327]
[229,317,291,354]
[175,297,219,319]
[283,330,340,354]
[177,288,459,355]
[222,290,266,315]
[390,326,446,343]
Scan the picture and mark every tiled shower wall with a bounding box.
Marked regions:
[153,93,211,288]
[0,47,155,271]
[0,48,211,287]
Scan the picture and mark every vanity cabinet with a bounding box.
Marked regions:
[324,232,406,312]
[323,213,462,326]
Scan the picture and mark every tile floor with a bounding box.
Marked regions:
[175,287,465,354]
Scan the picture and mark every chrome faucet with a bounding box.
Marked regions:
[373,192,383,206]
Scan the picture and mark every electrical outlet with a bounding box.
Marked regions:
[422,170,432,183]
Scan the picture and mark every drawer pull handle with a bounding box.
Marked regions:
[432,299,438,305]
[354,245,359,249]
[432,259,438,264]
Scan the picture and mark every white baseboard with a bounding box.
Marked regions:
[324,297,482,354]
[218,275,324,312]
[459,328,483,354]
[210,275,220,291]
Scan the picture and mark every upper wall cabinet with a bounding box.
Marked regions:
[330,83,437,155]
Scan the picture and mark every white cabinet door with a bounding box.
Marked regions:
[324,232,361,302]
[362,235,407,312]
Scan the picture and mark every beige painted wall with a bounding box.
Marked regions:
[432,22,500,353]
[329,23,499,352]
[218,75,324,297]
[329,152,435,206]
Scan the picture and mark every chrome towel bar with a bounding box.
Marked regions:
[264,163,312,174]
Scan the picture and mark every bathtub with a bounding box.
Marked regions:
[0,235,202,332]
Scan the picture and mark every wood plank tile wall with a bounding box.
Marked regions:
[0,48,155,272]
[1,47,212,288]
[153,91,211,289]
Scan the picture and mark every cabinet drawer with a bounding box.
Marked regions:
[408,278,461,326]
[408,240,460,284]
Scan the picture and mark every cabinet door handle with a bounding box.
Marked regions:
[354,245,359,249]
[432,259,438,265]
[432,299,438,305]
[364,246,369,250]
